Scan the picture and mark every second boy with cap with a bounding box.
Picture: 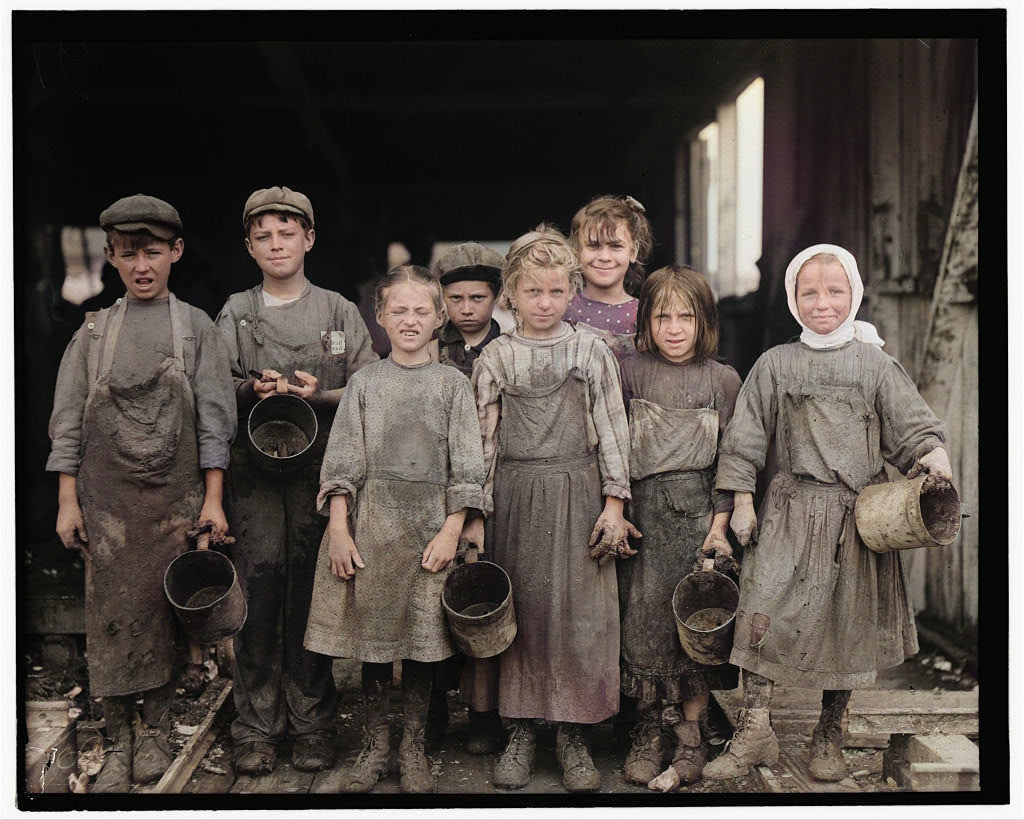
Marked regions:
[217,186,377,775]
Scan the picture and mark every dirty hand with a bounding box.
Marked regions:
[907,446,953,488]
[56,499,89,556]
[422,525,459,573]
[730,492,758,546]
[699,528,732,558]
[459,516,485,555]
[197,500,229,542]
[327,518,364,580]
[287,370,320,400]
[252,368,283,400]
[589,505,642,563]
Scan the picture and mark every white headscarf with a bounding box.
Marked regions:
[784,243,884,349]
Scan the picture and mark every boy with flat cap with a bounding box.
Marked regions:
[217,186,377,776]
[47,194,237,792]
[426,242,507,755]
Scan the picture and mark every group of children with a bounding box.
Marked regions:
[48,189,952,794]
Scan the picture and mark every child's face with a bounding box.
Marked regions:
[246,215,315,282]
[650,295,697,363]
[796,259,852,335]
[107,237,183,301]
[512,267,572,339]
[443,280,496,337]
[378,281,442,356]
[578,219,637,292]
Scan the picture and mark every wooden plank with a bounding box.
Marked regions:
[310,761,349,794]
[25,701,74,731]
[753,743,860,794]
[716,100,737,297]
[141,677,233,794]
[230,760,316,795]
[958,311,978,636]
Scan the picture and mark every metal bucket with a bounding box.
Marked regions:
[671,559,739,666]
[164,549,247,644]
[247,394,318,474]
[855,474,961,554]
[441,561,517,659]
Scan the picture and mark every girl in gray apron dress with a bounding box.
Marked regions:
[616,266,744,792]
[706,244,951,783]
[471,226,637,793]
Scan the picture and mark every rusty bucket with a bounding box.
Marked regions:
[164,549,247,644]
[247,394,318,474]
[441,561,517,659]
[855,474,961,554]
[671,558,739,666]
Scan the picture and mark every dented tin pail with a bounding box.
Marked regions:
[671,560,739,666]
[441,561,517,658]
[164,549,247,644]
[854,474,961,553]
[247,394,318,474]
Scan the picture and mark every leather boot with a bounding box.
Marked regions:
[466,708,506,755]
[668,719,707,784]
[91,720,133,793]
[701,707,779,780]
[342,669,391,793]
[555,723,601,792]
[132,713,173,785]
[808,690,850,781]
[397,661,435,793]
[493,719,535,789]
[623,710,664,785]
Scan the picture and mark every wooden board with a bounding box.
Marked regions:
[230,761,316,795]
[141,677,233,794]
[753,741,861,794]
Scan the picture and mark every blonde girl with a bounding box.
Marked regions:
[304,265,486,793]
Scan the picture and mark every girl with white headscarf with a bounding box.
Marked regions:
[703,244,953,783]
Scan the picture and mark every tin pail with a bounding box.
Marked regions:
[247,394,318,474]
[854,474,961,554]
[164,549,247,644]
[441,561,517,658]
[672,559,739,666]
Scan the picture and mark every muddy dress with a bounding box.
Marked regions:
[618,352,742,703]
[216,283,377,745]
[714,340,944,689]
[47,294,235,697]
[304,358,485,662]
[472,324,632,724]
[565,292,638,361]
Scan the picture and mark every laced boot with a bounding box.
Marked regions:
[342,672,392,793]
[132,713,173,785]
[91,719,134,793]
[701,708,779,780]
[398,660,435,793]
[668,719,707,784]
[808,690,850,782]
[555,722,601,792]
[493,719,535,789]
[623,710,664,785]
[466,708,507,755]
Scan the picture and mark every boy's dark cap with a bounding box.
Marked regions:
[99,194,182,240]
[243,186,314,227]
[435,242,504,288]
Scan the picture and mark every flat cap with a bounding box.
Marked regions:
[434,242,505,289]
[99,194,183,240]
[243,186,314,227]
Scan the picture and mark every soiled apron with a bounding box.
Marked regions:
[489,369,619,724]
[619,399,738,703]
[729,382,918,689]
[77,295,202,697]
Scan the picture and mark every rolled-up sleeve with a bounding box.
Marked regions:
[46,326,90,476]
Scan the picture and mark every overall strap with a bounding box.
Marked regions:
[168,293,186,368]
[96,297,129,382]
[84,309,110,388]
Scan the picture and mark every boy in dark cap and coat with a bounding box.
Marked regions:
[216,186,377,776]
[48,194,237,791]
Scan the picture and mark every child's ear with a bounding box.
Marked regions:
[304,228,316,252]
[170,237,184,263]
[244,237,255,259]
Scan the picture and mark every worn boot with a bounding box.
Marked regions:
[808,689,850,782]
[342,664,392,793]
[292,734,336,773]
[702,707,779,779]
[555,723,601,792]
[623,708,664,785]
[132,714,173,785]
[493,719,536,789]
[669,719,708,784]
[466,708,506,755]
[91,720,134,793]
[398,659,435,793]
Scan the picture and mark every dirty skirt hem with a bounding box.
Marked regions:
[303,626,455,665]
[728,648,905,689]
[621,664,738,704]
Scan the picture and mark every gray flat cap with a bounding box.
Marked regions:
[243,186,314,227]
[99,194,183,240]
